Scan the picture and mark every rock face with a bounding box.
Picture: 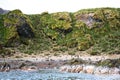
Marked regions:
[39,8,120,51]
[0,8,120,56]
[0,8,9,14]
[2,9,34,46]
[17,23,34,38]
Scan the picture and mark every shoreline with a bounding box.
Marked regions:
[0,53,120,74]
[1,52,120,61]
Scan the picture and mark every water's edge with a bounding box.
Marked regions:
[0,69,120,80]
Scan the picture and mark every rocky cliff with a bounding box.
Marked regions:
[0,9,34,46]
[0,7,120,55]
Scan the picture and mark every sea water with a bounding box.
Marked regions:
[0,69,120,80]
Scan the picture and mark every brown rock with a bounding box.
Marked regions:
[75,66,83,73]
[84,65,95,74]
[71,68,76,73]
[67,68,71,72]
[0,44,3,50]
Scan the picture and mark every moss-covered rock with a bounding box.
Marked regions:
[1,8,120,54]
[40,12,72,40]
[97,59,120,68]
[2,9,34,46]
[66,58,86,65]
[73,8,120,29]
[38,8,120,52]
[0,14,5,45]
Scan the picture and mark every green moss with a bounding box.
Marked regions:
[97,59,120,68]
[74,21,86,29]
[1,9,34,46]
[1,8,120,55]
[0,48,12,57]
[67,58,86,65]
[0,14,5,44]
[40,12,72,38]
[33,8,119,53]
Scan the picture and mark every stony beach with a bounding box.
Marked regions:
[0,53,120,75]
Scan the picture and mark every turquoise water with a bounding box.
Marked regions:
[0,69,120,80]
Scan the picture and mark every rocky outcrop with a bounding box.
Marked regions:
[38,8,120,51]
[60,58,120,74]
[0,8,9,14]
[20,66,38,71]
[0,63,10,72]
[0,60,38,72]
[96,59,120,68]
[16,23,34,38]
[60,65,120,74]
[0,8,120,55]
[2,9,34,46]
[0,59,66,72]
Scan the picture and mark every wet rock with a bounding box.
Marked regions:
[21,66,38,71]
[0,63,10,72]
[60,66,68,71]
[94,66,102,74]
[67,68,72,72]
[60,64,120,75]
[71,66,77,73]
[71,68,76,73]
[75,65,83,73]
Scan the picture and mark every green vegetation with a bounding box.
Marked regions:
[97,58,120,68]
[0,9,34,46]
[0,9,35,55]
[66,58,87,65]
[0,14,5,44]
[65,58,120,68]
[0,7,120,55]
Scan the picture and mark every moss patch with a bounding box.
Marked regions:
[1,9,34,46]
[0,7,120,55]
[97,58,120,68]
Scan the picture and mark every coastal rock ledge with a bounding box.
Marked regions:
[60,65,120,75]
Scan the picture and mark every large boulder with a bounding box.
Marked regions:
[0,63,10,72]
[3,9,34,46]
[73,8,120,29]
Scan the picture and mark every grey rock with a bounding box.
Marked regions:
[0,8,9,14]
